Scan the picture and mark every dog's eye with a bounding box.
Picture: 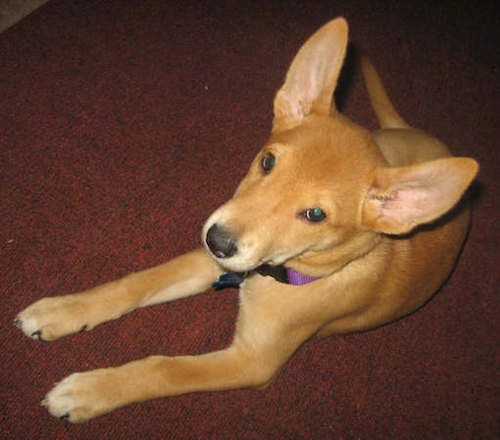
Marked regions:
[261,152,276,174]
[303,207,326,223]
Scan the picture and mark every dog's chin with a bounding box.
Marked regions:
[208,254,262,273]
[203,246,260,272]
[206,249,294,273]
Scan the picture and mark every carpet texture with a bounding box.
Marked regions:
[1,0,498,438]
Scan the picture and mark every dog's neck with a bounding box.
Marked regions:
[286,230,382,278]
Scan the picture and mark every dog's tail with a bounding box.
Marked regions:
[361,57,410,129]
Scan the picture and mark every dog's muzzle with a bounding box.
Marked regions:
[205,223,238,259]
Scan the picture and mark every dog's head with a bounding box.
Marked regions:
[203,18,478,275]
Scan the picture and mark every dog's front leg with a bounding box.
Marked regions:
[43,346,271,422]
[43,279,319,422]
[16,248,222,341]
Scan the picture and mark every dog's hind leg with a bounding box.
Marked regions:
[16,248,222,341]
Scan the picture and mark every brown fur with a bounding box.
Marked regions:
[16,18,478,422]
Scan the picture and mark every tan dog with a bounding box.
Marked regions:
[16,18,478,422]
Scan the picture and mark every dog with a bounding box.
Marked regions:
[16,18,478,422]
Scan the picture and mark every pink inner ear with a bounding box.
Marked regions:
[374,157,477,225]
[380,187,433,222]
[277,59,333,121]
[273,18,349,130]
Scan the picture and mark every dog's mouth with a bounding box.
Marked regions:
[204,236,267,273]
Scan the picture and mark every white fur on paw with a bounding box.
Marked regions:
[43,375,80,421]
[15,297,90,341]
[42,370,115,423]
[15,310,44,340]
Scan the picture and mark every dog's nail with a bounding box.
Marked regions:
[14,318,22,329]
[79,325,88,333]
[31,330,45,341]
[59,413,70,421]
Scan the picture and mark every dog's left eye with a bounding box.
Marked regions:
[261,152,276,174]
[303,207,326,223]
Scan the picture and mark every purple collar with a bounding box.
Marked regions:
[254,264,320,286]
[286,268,320,285]
[212,265,320,291]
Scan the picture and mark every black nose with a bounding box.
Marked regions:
[205,223,238,258]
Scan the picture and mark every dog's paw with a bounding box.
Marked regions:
[16,296,90,341]
[43,369,119,423]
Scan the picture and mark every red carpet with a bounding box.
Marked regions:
[1,0,498,438]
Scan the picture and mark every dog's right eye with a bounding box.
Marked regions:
[261,153,276,174]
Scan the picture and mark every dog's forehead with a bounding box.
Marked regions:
[266,118,377,178]
[267,141,339,181]
[271,115,374,151]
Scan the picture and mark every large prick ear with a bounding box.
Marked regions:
[272,18,348,132]
[362,158,479,235]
